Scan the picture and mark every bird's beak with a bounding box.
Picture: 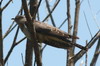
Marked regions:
[11,18,15,20]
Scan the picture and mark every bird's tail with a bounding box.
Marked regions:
[70,42,87,50]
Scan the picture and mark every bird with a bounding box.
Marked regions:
[12,16,86,50]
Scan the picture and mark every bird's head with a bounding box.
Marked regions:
[12,16,27,24]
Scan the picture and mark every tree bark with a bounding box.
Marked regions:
[0,2,4,66]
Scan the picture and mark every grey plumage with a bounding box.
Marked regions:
[12,16,86,50]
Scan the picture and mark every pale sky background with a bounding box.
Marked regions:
[2,0,100,66]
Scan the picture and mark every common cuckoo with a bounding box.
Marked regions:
[12,16,86,50]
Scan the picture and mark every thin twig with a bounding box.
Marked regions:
[83,11,92,38]
[15,37,26,45]
[1,0,13,11]
[45,0,56,27]
[4,27,19,64]
[88,0,100,29]
[3,22,15,39]
[42,0,60,22]
[3,5,24,39]
[21,53,25,66]
[58,18,68,29]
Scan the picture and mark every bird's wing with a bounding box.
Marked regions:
[37,31,86,50]
[34,21,79,40]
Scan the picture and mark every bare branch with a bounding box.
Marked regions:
[1,0,13,11]
[88,0,100,29]
[90,37,100,66]
[42,0,60,22]
[0,2,3,65]
[85,41,88,66]
[83,11,92,38]
[15,37,26,45]
[22,0,31,21]
[22,0,42,66]
[73,30,100,63]
[45,0,56,27]
[67,0,71,34]
[21,53,25,66]
[4,27,19,64]
[66,0,72,66]
[68,0,81,66]
[3,22,16,39]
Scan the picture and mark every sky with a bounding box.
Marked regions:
[2,0,100,66]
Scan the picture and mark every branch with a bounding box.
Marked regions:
[90,37,100,66]
[21,53,25,66]
[45,0,56,27]
[42,0,60,22]
[66,0,72,66]
[3,22,16,39]
[72,30,100,63]
[15,37,26,45]
[58,18,68,28]
[1,0,12,11]
[68,0,80,66]
[4,27,19,64]
[0,2,3,65]
[83,11,92,38]
[22,0,31,21]
[21,0,42,66]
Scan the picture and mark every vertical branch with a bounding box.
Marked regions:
[21,53,25,66]
[22,0,42,66]
[24,0,37,65]
[69,0,80,66]
[73,0,80,44]
[0,1,4,66]
[66,0,72,66]
[85,41,88,66]
[30,0,38,18]
[25,40,34,66]
[67,0,71,34]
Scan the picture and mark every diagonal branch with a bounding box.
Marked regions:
[1,0,13,11]
[45,0,56,27]
[90,37,100,66]
[3,22,16,39]
[83,11,92,38]
[4,27,19,64]
[42,0,60,22]
[72,30,100,63]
